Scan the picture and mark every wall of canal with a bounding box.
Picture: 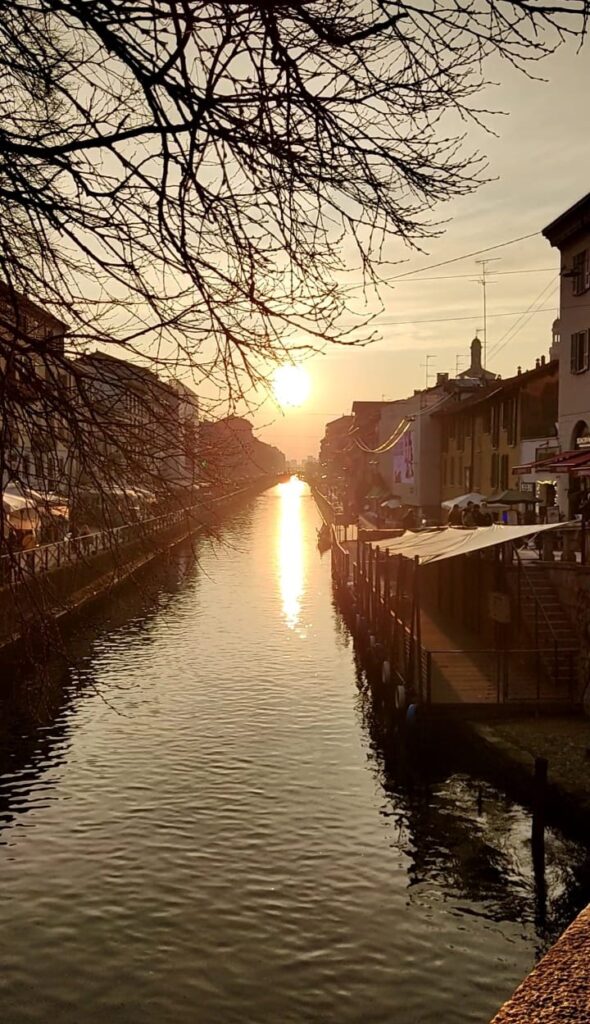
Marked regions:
[1,479,589,1024]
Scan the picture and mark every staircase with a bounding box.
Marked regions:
[514,562,579,698]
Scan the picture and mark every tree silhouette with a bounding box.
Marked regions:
[0,1,588,612]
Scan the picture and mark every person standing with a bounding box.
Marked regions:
[448,504,462,526]
[461,502,475,528]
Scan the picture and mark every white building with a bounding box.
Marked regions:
[543,192,590,514]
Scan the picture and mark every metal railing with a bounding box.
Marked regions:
[0,479,272,586]
[423,647,579,705]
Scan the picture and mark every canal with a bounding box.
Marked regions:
[1,479,589,1023]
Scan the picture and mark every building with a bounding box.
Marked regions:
[320,335,501,521]
[542,192,590,514]
[199,416,285,486]
[318,415,353,497]
[376,336,498,519]
[0,284,75,497]
[74,351,199,501]
[438,356,558,516]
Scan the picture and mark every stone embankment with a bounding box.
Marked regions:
[491,906,590,1022]
[0,476,276,656]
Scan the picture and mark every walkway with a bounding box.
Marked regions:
[491,904,590,1022]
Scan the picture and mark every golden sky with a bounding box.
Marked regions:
[256,43,590,461]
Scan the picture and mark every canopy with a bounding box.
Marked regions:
[486,489,535,506]
[370,521,568,565]
[441,492,487,510]
[2,492,41,532]
[514,449,590,476]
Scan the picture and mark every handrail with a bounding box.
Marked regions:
[514,547,559,643]
[426,647,578,655]
[0,477,275,582]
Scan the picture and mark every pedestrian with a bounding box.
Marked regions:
[402,506,417,531]
[461,502,475,528]
[448,504,462,526]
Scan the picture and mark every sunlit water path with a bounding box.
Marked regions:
[0,481,589,1023]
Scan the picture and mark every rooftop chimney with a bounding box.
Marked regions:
[436,372,449,386]
[469,335,483,374]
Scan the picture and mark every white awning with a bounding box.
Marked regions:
[370,522,569,564]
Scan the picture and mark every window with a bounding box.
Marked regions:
[490,404,500,449]
[572,250,589,296]
[506,396,518,447]
[442,457,447,485]
[571,331,589,374]
[500,454,509,491]
[457,416,465,452]
[491,452,499,488]
[464,465,473,491]
[449,457,455,486]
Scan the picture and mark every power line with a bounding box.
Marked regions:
[372,230,540,285]
[341,306,558,327]
[487,277,559,360]
[387,267,555,282]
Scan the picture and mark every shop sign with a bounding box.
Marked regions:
[489,591,510,624]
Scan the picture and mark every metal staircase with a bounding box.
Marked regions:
[513,558,579,698]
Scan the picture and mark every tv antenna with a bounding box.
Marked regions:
[475,258,501,368]
[420,354,436,388]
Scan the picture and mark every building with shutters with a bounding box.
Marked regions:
[542,192,590,514]
[437,356,558,517]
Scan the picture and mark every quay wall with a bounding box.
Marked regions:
[0,476,276,655]
[490,904,590,1023]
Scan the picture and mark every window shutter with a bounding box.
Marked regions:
[585,331,590,372]
[571,333,577,373]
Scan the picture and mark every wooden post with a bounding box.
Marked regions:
[373,546,380,632]
[532,756,548,927]
[415,556,423,700]
[408,556,417,688]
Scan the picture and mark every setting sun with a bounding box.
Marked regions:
[273,364,310,408]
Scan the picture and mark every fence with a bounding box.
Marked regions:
[0,478,273,586]
[335,534,581,708]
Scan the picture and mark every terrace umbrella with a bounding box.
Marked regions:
[2,492,41,533]
[441,492,487,510]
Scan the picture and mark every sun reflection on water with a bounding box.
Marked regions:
[277,476,306,629]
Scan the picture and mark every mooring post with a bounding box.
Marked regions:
[532,756,548,861]
[532,756,548,929]
[414,556,423,699]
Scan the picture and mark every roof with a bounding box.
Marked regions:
[0,282,66,333]
[324,414,353,434]
[543,192,590,248]
[434,360,557,418]
[352,401,389,417]
[75,350,178,399]
[369,522,567,564]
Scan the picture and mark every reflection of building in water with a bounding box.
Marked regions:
[0,548,198,840]
[353,675,590,953]
[277,477,306,629]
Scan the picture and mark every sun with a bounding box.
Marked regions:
[273,364,310,408]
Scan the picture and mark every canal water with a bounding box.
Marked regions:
[1,480,589,1024]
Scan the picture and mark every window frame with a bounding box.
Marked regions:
[571,330,590,375]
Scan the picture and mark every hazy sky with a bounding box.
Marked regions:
[255,40,590,461]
